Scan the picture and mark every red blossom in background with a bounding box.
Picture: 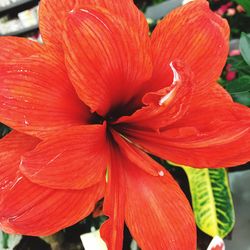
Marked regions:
[215,2,233,15]
[226,64,236,81]
[0,0,250,249]
[226,50,241,81]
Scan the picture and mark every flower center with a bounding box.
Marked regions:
[90,101,142,125]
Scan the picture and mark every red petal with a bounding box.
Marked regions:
[0,37,43,61]
[124,164,196,250]
[100,134,196,250]
[150,0,229,91]
[0,177,104,236]
[112,130,163,176]
[0,51,89,138]
[115,61,193,130]
[39,0,77,52]
[0,130,104,235]
[100,144,125,250]
[0,131,40,189]
[20,124,108,189]
[63,7,152,116]
[122,85,250,168]
[39,0,148,52]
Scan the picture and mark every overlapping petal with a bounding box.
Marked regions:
[20,124,108,189]
[0,37,43,61]
[39,0,148,51]
[110,133,196,250]
[0,131,40,189]
[100,143,125,250]
[0,52,90,138]
[0,177,105,236]
[150,0,229,91]
[0,0,248,248]
[115,61,193,130]
[121,85,250,168]
[98,133,196,249]
[125,164,196,250]
[63,7,152,116]
[112,131,163,176]
[0,131,105,235]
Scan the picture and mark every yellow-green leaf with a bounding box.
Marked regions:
[185,167,234,238]
[168,162,235,238]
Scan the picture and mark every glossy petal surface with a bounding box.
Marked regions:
[112,131,162,176]
[21,125,107,189]
[115,61,193,130]
[100,143,125,250]
[63,7,152,116]
[39,0,77,51]
[150,0,229,91]
[0,0,249,247]
[121,85,250,168]
[0,178,104,236]
[115,139,196,250]
[0,131,40,189]
[39,0,148,51]
[0,52,89,138]
[100,133,196,250]
[0,37,43,61]
[0,130,104,236]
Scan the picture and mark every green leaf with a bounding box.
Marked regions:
[240,32,250,66]
[184,167,235,238]
[227,55,250,76]
[225,76,250,94]
[2,232,9,249]
[0,231,22,250]
[168,162,235,238]
[232,91,250,107]
[234,0,250,14]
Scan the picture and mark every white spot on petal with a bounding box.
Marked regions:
[158,170,165,177]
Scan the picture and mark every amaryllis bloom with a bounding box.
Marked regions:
[0,0,250,249]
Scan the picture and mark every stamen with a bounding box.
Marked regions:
[159,62,181,106]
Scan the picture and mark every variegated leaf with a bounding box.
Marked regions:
[168,162,235,238]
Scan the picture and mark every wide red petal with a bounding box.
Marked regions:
[124,163,196,250]
[150,0,229,91]
[39,0,148,52]
[0,130,104,235]
[39,0,77,51]
[0,51,89,138]
[0,131,40,189]
[63,7,152,116]
[100,133,196,250]
[100,141,126,250]
[115,61,193,130]
[0,177,104,236]
[121,85,250,168]
[0,37,43,62]
[20,124,108,189]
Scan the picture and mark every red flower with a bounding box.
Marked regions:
[0,0,249,249]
